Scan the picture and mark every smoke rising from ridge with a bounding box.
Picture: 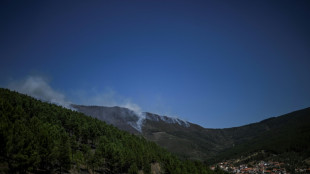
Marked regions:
[7,76,144,115]
[7,76,72,108]
[73,88,146,131]
[72,88,143,114]
[6,75,189,131]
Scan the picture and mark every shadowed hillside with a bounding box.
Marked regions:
[143,108,310,165]
[212,108,310,164]
[72,103,310,165]
[0,88,216,174]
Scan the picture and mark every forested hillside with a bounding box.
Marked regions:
[143,107,310,166]
[0,88,216,174]
[211,107,310,166]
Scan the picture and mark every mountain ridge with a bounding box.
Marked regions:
[71,104,310,163]
[0,88,215,173]
[71,104,191,133]
[72,104,310,130]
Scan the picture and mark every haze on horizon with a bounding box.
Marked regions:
[1,0,310,128]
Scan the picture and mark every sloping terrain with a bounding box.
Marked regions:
[2,87,309,173]
[72,104,310,164]
[71,105,141,134]
[213,108,310,163]
[143,107,310,163]
[0,88,214,174]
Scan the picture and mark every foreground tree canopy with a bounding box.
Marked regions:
[0,88,218,174]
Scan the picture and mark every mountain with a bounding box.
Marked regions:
[213,108,310,163]
[0,88,215,174]
[71,104,310,165]
[71,105,142,134]
[71,105,190,134]
[1,87,309,173]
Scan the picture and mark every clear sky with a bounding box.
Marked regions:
[1,0,310,128]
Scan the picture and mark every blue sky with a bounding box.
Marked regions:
[1,0,310,128]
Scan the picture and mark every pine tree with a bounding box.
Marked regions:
[58,133,71,173]
[128,163,139,174]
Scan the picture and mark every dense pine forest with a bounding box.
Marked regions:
[0,88,220,174]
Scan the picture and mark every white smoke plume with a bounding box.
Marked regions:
[73,88,143,113]
[74,88,146,131]
[6,75,188,131]
[7,75,144,117]
[122,101,146,131]
[7,76,72,108]
[123,101,142,114]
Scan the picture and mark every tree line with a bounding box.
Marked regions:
[0,88,217,174]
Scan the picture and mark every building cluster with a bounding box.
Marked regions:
[211,160,310,174]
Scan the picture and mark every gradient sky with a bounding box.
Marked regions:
[1,0,310,128]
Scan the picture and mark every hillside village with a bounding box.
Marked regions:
[212,160,310,174]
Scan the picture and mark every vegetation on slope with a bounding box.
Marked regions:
[0,88,215,174]
[210,108,310,168]
[142,106,310,168]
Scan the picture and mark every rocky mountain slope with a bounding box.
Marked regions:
[71,104,310,163]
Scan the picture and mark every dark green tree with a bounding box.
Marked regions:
[128,163,139,174]
[57,133,71,173]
